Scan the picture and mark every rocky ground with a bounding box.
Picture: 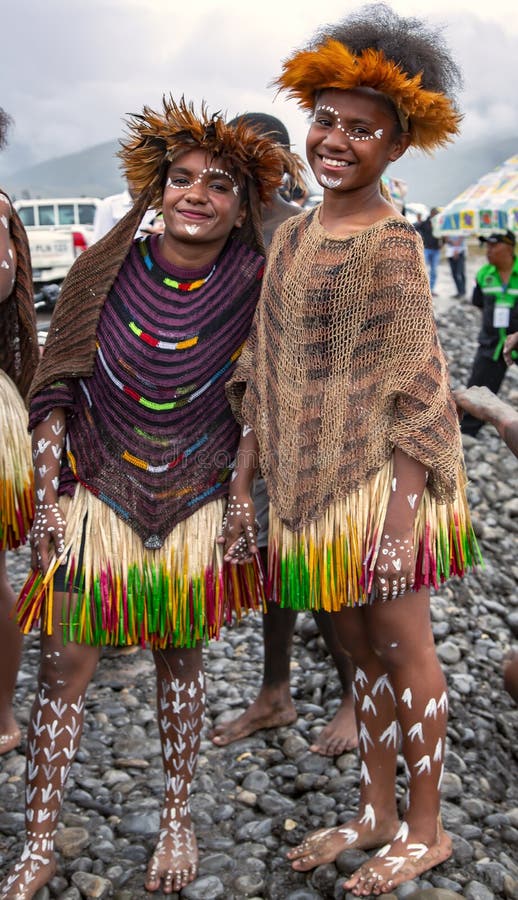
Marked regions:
[1,253,517,899]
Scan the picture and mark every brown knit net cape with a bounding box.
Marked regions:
[227,209,481,608]
[0,199,38,399]
[0,196,36,547]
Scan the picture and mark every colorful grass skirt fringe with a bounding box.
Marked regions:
[267,460,482,610]
[16,486,264,648]
[0,370,34,551]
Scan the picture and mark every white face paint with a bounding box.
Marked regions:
[320,174,343,189]
[185,224,200,235]
[407,494,418,509]
[313,105,384,142]
[166,166,239,194]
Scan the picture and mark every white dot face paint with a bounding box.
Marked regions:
[166,166,238,195]
[313,105,384,142]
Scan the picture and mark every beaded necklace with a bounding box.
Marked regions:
[139,239,217,292]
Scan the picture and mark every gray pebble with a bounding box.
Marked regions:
[464,881,496,900]
[181,875,226,899]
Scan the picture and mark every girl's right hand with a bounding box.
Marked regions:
[218,494,259,564]
[30,502,67,574]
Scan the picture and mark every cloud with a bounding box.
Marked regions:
[0,1,516,181]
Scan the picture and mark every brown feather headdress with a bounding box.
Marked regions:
[119,96,286,210]
[276,40,461,152]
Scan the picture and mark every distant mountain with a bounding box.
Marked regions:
[390,134,517,206]
[2,140,123,200]
[2,133,517,206]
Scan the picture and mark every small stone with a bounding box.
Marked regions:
[441,772,463,800]
[464,882,496,900]
[181,875,226,899]
[437,641,462,664]
[451,832,474,865]
[70,872,112,898]
[54,827,91,858]
[242,771,270,792]
[237,789,257,806]
[233,873,265,896]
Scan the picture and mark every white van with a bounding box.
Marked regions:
[13,197,101,287]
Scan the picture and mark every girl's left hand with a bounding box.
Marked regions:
[373,529,415,601]
[218,493,259,564]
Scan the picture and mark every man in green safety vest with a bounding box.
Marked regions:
[461,230,518,436]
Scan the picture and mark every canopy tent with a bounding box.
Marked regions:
[435,154,518,237]
[382,174,407,213]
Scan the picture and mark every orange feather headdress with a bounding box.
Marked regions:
[118,96,286,209]
[276,40,461,152]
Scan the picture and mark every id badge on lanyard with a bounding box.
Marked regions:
[493,304,511,329]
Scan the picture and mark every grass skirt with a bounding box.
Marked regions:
[16,485,264,648]
[268,459,482,610]
[0,370,34,550]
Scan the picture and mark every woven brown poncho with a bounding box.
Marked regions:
[228,208,462,530]
[226,207,479,608]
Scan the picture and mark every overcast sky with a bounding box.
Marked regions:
[1,0,517,179]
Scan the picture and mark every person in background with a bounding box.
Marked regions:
[1,98,285,899]
[444,234,466,298]
[460,230,518,436]
[453,371,518,705]
[210,112,358,757]
[0,107,39,758]
[415,206,442,296]
[92,178,161,242]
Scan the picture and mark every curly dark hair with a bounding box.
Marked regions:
[311,3,462,101]
[0,107,13,151]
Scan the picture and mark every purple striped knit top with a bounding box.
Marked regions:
[30,235,264,546]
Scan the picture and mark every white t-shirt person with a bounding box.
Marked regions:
[92,188,160,243]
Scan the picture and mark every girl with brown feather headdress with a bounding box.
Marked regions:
[222,5,480,895]
[2,97,285,899]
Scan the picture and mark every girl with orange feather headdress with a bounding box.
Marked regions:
[222,5,480,896]
[2,98,286,899]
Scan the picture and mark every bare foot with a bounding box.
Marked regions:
[210,691,297,746]
[309,693,358,756]
[0,840,57,899]
[343,822,452,896]
[145,823,198,894]
[287,812,399,872]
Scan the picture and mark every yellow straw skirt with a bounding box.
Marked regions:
[267,458,482,611]
[0,370,34,550]
[17,485,264,648]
